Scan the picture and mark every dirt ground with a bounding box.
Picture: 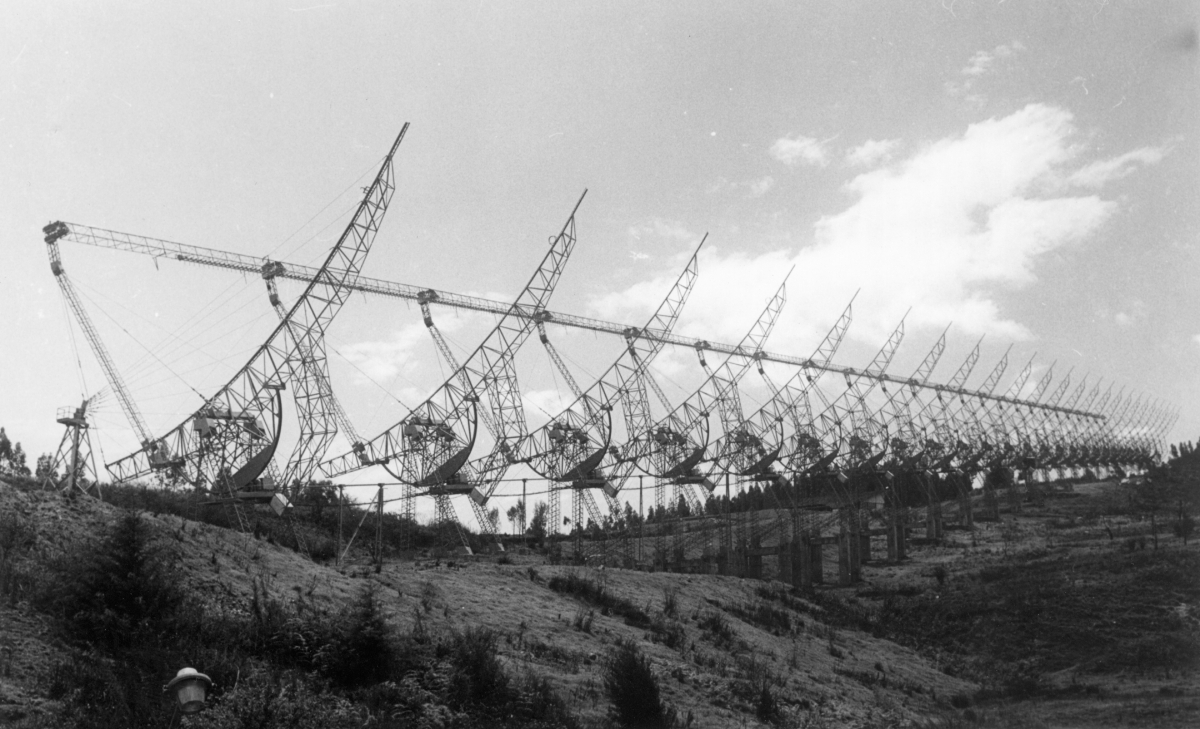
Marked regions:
[2,476,1197,727]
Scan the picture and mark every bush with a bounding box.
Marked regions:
[604,640,667,728]
[0,511,36,606]
[321,582,396,688]
[754,680,780,724]
[53,511,183,649]
[547,572,650,627]
[448,627,510,708]
[698,610,735,646]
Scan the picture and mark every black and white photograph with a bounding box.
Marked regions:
[1,2,1197,727]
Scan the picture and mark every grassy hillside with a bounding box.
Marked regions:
[1,466,1197,728]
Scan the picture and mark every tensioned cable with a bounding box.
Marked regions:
[267,156,381,262]
[93,157,374,386]
[58,292,91,400]
[72,277,255,384]
[327,344,411,408]
[74,286,206,402]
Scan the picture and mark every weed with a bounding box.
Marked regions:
[662,586,679,617]
[728,600,793,635]
[648,613,687,649]
[547,572,650,627]
[933,564,948,586]
[698,610,735,646]
[573,607,595,633]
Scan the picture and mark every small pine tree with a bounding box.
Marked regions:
[60,511,182,647]
[604,640,666,728]
[321,581,396,687]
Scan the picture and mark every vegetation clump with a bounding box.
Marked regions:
[604,639,668,728]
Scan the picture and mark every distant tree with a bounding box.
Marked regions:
[623,502,641,527]
[487,507,500,533]
[1171,444,1180,460]
[35,453,56,481]
[297,482,337,522]
[506,505,519,534]
[528,501,548,542]
[0,431,30,477]
[0,428,11,464]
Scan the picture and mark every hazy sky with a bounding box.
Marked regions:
[3,2,1197,493]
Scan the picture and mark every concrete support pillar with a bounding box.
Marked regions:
[747,535,763,580]
[858,510,872,564]
[926,499,943,540]
[810,534,824,584]
[778,540,794,586]
[847,508,862,581]
[959,482,974,528]
[887,508,907,561]
[1008,475,1023,514]
[837,524,851,586]
[983,481,999,521]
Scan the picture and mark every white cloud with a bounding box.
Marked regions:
[947,41,1026,100]
[1192,333,1200,348]
[1068,147,1166,188]
[340,321,430,381]
[770,135,829,167]
[962,49,995,78]
[628,219,695,244]
[845,139,900,167]
[1110,298,1147,327]
[596,103,1152,356]
[747,176,775,197]
[708,175,775,198]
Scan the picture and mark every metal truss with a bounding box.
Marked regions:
[628,276,789,491]
[61,229,1102,425]
[83,126,409,500]
[321,193,584,546]
[513,243,704,536]
[43,395,103,497]
[711,296,855,483]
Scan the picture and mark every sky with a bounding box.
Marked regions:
[2,2,1197,512]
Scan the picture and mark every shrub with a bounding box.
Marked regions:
[0,511,36,605]
[321,582,396,688]
[754,680,780,724]
[547,572,650,627]
[648,613,687,649]
[698,610,735,646]
[448,627,511,709]
[53,511,183,649]
[662,587,678,617]
[604,640,666,728]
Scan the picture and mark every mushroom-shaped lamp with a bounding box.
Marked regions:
[166,667,212,714]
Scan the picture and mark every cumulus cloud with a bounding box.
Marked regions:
[846,139,901,167]
[594,104,1154,358]
[770,135,829,167]
[340,321,431,381]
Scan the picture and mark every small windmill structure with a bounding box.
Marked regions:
[44,393,103,497]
